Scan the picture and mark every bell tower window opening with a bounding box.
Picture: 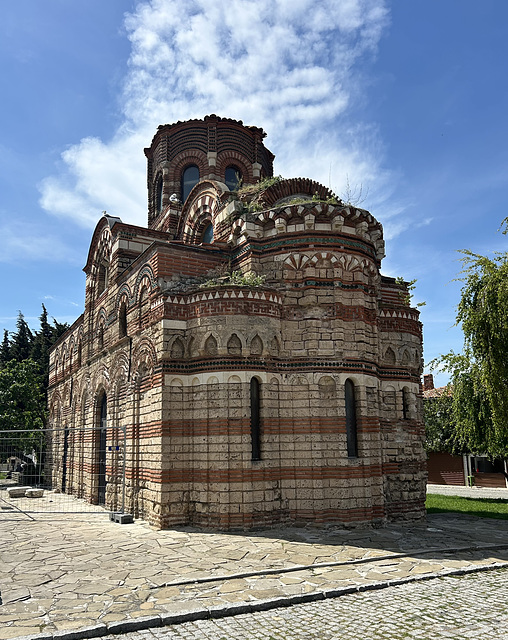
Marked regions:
[155,175,164,214]
[225,165,242,191]
[181,165,200,203]
[202,222,214,244]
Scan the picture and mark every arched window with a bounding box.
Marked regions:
[98,324,104,351]
[202,222,214,244]
[156,175,164,214]
[119,302,127,338]
[181,165,200,203]
[97,261,109,295]
[225,165,242,191]
[250,377,261,460]
[139,286,150,330]
[345,379,358,458]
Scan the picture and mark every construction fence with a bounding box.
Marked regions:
[0,426,127,519]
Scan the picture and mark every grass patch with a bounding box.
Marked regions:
[426,493,508,520]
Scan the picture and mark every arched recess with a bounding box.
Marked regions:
[204,334,218,356]
[132,338,157,379]
[384,347,396,365]
[227,333,242,355]
[170,337,185,359]
[250,335,263,356]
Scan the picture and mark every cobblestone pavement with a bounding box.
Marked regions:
[111,567,508,639]
[2,495,508,640]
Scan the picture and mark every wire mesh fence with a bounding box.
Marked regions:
[0,426,127,518]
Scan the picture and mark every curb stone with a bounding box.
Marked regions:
[13,562,508,640]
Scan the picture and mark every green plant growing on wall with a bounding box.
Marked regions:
[395,277,426,308]
[201,270,266,289]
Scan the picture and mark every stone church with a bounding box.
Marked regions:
[48,115,426,529]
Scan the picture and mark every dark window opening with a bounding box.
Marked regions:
[98,325,104,350]
[156,175,164,214]
[225,165,242,191]
[345,379,358,458]
[402,388,410,420]
[181,165,200,203]
[97,262,109,295]
[250,377,261,460]
[202,222,214,244]
[119,303,127,338]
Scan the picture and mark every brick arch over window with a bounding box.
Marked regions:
[167,151,208,187]
[216,153,253,186]
[178,183,222,243]
[133,267,156,303]
[262,178,337,208]
[132,337,157,375]
[87,226,114,298]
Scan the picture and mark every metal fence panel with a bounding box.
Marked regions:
[0,427,126,517]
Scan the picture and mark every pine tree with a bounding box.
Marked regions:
[10,312,33,362]
[31,305,53,385]
[0,329,11,368]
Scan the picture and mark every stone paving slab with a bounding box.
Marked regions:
[1,511,508,640]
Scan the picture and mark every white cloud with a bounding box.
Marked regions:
[39,0,392,229]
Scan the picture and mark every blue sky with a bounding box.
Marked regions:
[1,0,507,385]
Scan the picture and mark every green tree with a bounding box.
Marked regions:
[10,311,33,362]
[433,221,508,458]
[0,329,11,368]
[423,390,464,454]
[0,359,46,459]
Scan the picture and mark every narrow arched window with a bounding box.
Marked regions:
[119,302,127,338]
[225,165,242,191]
[97,261,109,295]
[250,377,261,460]
[202,222,214,244]
[98,324,104,350]
[156,175,164,214]
[139,286,149,330]
[181,165,200,203]
[345,379,358,458]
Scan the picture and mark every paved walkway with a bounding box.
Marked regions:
[2,494,508,640]
[109,567,508,639]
